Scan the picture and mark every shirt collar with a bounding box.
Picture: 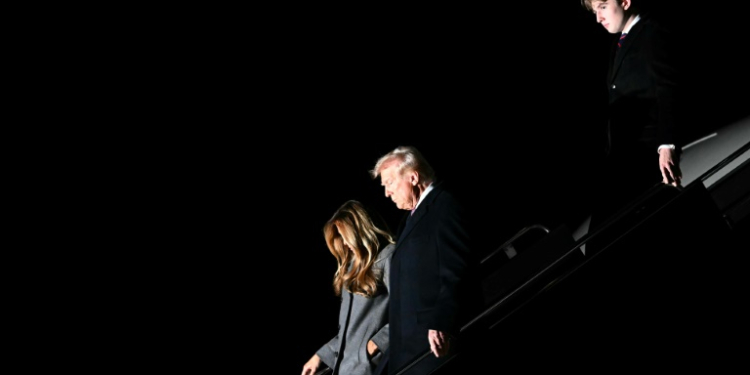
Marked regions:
[622,14,640,34]
[413,183,434,212]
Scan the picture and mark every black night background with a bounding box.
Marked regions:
[112,3,747,373]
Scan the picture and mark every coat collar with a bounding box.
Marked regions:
[395,182,444,245]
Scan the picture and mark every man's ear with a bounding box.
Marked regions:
[621,0,631,10]
[410,171,419,186]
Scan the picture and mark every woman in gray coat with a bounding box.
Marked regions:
[302,200,396,375]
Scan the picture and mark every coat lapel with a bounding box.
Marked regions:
[397,205,425,243]
[395,184,442,247]
[610,19,645,83]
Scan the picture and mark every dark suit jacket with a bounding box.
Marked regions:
[591,13,682,234]
[607,13,680,155]
[383,181,480,375]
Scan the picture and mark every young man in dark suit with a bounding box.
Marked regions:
[581,0,684,251]
[369,146,481,375]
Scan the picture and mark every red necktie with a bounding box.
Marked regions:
[618,32,627,49]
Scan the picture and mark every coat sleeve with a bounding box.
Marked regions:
[369,244,394,352]
[650,21,680,147]
[315,297,343,368]
[425,198,474,336]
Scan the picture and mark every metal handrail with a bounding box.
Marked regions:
[391,184,693,374]
[392,128,749,375]
[698,140,750,184]
[574,139,749,259]
[394,223,556,375]
[481,224,550,264]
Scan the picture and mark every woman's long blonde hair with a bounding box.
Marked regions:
[324,200,395,297]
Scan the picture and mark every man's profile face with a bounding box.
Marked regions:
[379,160,417,211]
[592,0,629,34]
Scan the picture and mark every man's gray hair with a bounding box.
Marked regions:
[369,146,436,183]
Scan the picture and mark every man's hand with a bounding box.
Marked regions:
[428,329,452,358]
[659,147,682,187]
